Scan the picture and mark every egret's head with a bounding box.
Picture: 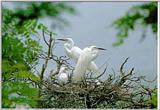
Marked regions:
[57,38,73,43]
[57,38,74,48]
[89,45,106,60]
[90,45,106,52]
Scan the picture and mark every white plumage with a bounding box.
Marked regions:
[95,79,101,85]
[57,66,69,85]
[72,46,106,83]
[57,38,100,76]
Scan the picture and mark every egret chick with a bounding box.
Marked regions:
[57,66,69,85]
[57,38,100,76]
[72,46,106,83]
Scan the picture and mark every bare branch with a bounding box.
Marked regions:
[120,57,129,76]
[42,30,49,46]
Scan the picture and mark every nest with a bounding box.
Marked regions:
[36,32,156,108]
[38,58,155,108]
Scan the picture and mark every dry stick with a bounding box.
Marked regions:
[90,58,136,107]
[41,57,154,108]
[118,57,134,86]
[94,64,108,79]
[85,93,91,108]
[89,58,110,78]
[120,57,129,76]
[42,30,49,46]
[50,55,71,79]
[38,31,53,106]
[40,31,53,80]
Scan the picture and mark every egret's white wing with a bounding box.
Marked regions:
[88,61,100,77]
[88,61,98,72]
[72,48,91,82]
[71,47,99,74]
[72,59,87,82]
[70,46,82,62]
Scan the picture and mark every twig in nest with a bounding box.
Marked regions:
[95,64,108,79]
[120,57,130,76]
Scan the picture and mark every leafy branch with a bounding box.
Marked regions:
[112,2,157,46]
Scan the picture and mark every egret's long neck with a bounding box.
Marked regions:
[64,40,74,57]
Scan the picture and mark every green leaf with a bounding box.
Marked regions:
[151,89,157,107]
[14,71,40,81]
[11,63,27,71]
[112,2,157,46]
[2,60,12,73]
[2,81,39,108]
[113,39,124,47]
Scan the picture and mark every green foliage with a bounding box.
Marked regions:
[2,6,41,66]
[2,2,75,108]
[150,89,157,108]
[112,2,157,46]
[2,2,76,34]
[38,23,57,36]
[18,19,38,37]
[2,81,39,108]
[2,2,76,108]
[2,59,40,108]
[2,2,75,65]
[2,36,40,67]
[14,71,40,81]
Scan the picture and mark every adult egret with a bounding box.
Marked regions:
[57,66,69,85]
[72,46,106,83]
[57,38,100,75]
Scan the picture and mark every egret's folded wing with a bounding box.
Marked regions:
[88,62,98,71]
[88,61,100,77]
[72,50,89,82]
[71,46,82,62]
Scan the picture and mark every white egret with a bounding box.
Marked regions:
[57,66,69,85]
[72,46,106,83]
[57,38,100,75]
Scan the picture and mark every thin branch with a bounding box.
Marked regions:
[42,30,49,46]
[120,57,129,76]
